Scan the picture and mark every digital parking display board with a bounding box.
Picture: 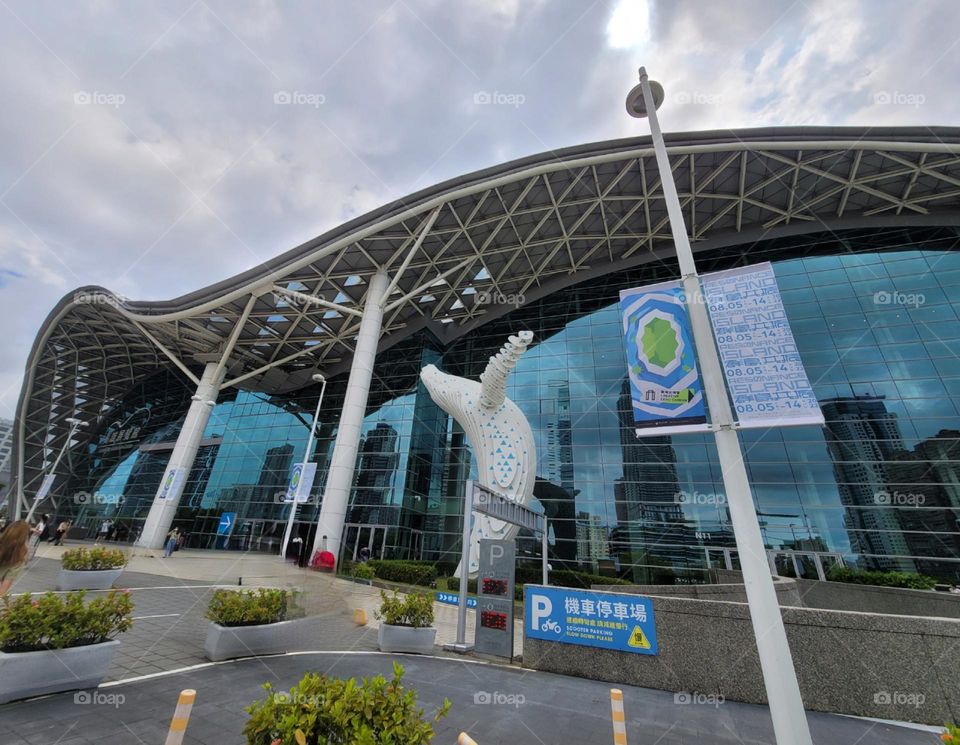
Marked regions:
[474,539,515,659]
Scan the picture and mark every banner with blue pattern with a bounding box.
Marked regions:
[619,280,707,434]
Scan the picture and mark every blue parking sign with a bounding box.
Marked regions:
[525,586,658,655]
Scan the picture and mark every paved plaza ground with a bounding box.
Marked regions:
[0,541,944,744]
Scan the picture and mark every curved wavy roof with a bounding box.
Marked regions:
[12,125,960,509]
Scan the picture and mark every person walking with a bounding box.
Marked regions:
[52,519,71,546]
[29,514,50,558]
[0,521,31,594]
[95,518,113,544]
[163,527,179,558]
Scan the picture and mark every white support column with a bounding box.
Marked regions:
[311,272,389,564]
[136,362,224,549]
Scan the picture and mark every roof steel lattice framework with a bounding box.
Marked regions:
[12,126,960,508]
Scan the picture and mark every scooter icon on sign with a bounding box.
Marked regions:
[541,619,562,635]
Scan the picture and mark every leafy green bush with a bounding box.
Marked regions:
[376,590,434,628]
[352,563,376,581]
[826,565,937,590]
[206,588,296,627]
[0,590,133,652]
[367,560,437,587]
[61,547,127,571]
[244,661,449,745]
[942,722,960,744]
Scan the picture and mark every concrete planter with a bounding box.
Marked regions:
[57,568,124,591]
[203,616,314,661]
[377,624,437,654]
[0,640,120,704]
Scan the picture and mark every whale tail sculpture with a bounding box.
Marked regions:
[420,331,536,577]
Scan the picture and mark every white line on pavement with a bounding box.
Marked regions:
[132,613,182,620]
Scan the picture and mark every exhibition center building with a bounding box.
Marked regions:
[10,126,960,583]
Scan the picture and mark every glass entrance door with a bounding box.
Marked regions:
[767,551,844,581]
[341,523,390,565]
[704,547,740,571]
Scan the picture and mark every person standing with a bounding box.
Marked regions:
[0,521,31,594]
[52,519,71,546]
[163,527,179,558]
[95,518,112,544]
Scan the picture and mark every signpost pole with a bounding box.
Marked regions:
[541,518,548,586]
[447,480,475,652]
[280,374,326,558]
[630,68,812,745]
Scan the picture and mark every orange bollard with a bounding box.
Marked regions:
[164,689,196,745]
[610,688,627,745]
[457,733,478,745]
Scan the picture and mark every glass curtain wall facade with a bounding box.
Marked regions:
[65,227,960,582]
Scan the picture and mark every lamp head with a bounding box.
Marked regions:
[625,79,665,119]
[312,373,326,383]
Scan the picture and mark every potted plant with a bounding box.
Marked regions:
[58,547,127,591]
[243,661,449,745]
[203,587,308,661]
[376,590,437,654]
[0,590,133,703]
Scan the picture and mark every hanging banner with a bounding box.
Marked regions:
[619,281,707,435]
[157,467,186,500]
[34,473,57,502]
[701,262,823,428]
[286,462,317,504]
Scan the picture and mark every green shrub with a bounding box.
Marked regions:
[826,565,937,590]
[244,661,449,745]
[942,722,959,744]
[367,560,437,587]
[352,563,376,581]
[448,567,632,601]
[206,588,296,627]
[376,590,434,628]
[445,576,478,595]
[61,547,127,571]
[0,590,133,652]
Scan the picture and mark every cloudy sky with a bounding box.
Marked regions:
[1,0,958,419]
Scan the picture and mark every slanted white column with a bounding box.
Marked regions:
[137,362,225,549]
[311,272,389,564]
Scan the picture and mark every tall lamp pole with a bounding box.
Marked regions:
[25,416,88,522]
[280,373,326,559]
[626,67,813,745]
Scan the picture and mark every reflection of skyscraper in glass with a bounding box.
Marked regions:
[350,422,400,525]
[545,380,574,494]
[534,380,579,565]
[576,510,608,561]
[821,396,915,573]
[249,443,295,519]
[887,430,960,581]
[612,378,695,572]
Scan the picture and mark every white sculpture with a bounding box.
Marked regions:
[420,331,536,577]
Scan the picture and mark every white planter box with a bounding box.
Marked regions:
[57,568,124,591]
[203,616,314,661]
[377,624,437,654]
[0,640,120,704]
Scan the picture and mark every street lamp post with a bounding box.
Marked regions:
[280,373,327,559]
[626,67,813,745]
[25,416,88,522]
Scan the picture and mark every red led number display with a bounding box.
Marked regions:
[480,610,507,630]
[481,577,508,596]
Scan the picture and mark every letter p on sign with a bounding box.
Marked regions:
[530,594,552,630]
